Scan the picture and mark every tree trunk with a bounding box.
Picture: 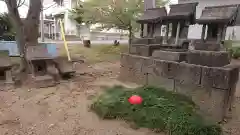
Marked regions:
[5,0,42,72]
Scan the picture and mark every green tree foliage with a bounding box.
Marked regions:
[72,0,168,39]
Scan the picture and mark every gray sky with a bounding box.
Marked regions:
[0,0,178,18]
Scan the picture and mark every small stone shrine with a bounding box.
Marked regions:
[188,5,240,67]
[26,45,59,88]
[26,44,75,88]
[194,4,240,51]
[0,50,14,89]
[129,7,167,56]
[162,2,198,49]
[152,3,198,62]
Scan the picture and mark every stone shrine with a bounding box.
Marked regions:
[119,3,240,122]
[188,5,240,67]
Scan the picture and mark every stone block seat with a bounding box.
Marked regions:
[0,50,14,89]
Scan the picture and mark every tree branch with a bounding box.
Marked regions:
[17,0,26,8]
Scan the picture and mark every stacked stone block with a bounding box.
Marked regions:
[119,53,239,122]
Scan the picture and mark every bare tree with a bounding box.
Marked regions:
[1,0,62,72]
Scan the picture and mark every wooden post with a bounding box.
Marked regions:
[175,22,181,45]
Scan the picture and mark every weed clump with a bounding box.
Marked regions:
[91,85,222,135]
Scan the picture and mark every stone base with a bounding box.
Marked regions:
[119,53,239,122]
[129,44,162,56]
[152,50,187,62]
[187,50,230,67]
[0,81,15,91]
[30,75,56,88]
[131,36,163,45]
[193,41,222,51]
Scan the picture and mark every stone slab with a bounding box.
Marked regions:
[129,44,162,56]
[152,50,187,62]
[194,42,221,51]
[187,50,230,67]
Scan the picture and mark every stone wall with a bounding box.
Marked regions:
[119,53,239,122]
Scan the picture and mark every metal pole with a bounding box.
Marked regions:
[40,0,44,42]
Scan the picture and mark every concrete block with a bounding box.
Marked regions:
[194,42,221,51]
[159,60,180,79]
[131,38,149,44]
[129,44,162,57]
[148,36,163,44]
[119,65,147,85]
[119,54,147,85]
[174,80,228,122]
[201,66,235,90]
[187,50,230,67]
[152,50,187,62]
[147,62,174,91]
[175,62,202,85]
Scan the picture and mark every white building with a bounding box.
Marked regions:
[44,0,128,41]
[179,0,240,40]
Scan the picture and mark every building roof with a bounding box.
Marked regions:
[196,4,240,25]
[136,7,167,23]
[166,2,198,24]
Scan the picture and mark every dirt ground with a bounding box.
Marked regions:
[0,59,240,135]
[0,61,160,135]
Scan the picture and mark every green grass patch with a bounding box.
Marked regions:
[59,44,128,63]
[91,85,222,135]
[224,40,240,59]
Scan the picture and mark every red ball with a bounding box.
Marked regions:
[128,95,143,105]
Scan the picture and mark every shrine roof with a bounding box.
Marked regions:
[136,7,167,23]
[166,2,198,24]
[197,4,240,25]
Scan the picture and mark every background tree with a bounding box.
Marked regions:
[0,13,13,35]
[0,0,63,72]
[72,0,167,42]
